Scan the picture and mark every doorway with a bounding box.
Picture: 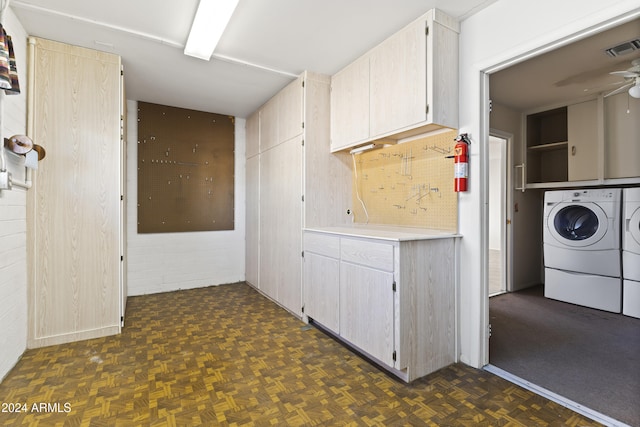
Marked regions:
[488,133,510,296]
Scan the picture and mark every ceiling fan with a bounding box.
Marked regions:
[605,58,640,98]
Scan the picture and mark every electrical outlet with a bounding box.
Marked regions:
[0,171,12,190]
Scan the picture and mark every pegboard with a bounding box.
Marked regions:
[137,102,235,233]
[351,129,457,231]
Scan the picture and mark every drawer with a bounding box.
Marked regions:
[304,232,340,259]
[340,237,394,272]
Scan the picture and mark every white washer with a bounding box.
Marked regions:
[543,189,622,312]
[623,187,640,318]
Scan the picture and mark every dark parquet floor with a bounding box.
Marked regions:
[0,283,601,426]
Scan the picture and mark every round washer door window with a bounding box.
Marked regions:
[548,202,607,247]
[630,207,640,247]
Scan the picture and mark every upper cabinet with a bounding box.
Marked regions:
[521,92,640,189]
[330,9,459,152]
[604,92,640,180]
[330,56,370,149]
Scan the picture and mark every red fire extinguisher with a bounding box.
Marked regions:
[453,134,471,192]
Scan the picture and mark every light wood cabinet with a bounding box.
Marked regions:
[330,56,370,150]
[303,228,457,382]
[278,76,304,144]
[604,92,640,179]
[246,110,260,158]
[260,97,278,152]
[330,9,459,152]
[303,252,340,332]
[246,72,351,316]
[27,37,124,347]
[567,99,599,181]
[522,94,640,189]
[340,261,395,366]
[245,154,260,287]
[259,136,303,313]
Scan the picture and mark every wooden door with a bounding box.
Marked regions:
[28,38,122,347]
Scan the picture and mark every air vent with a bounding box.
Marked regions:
[604,39,640,57]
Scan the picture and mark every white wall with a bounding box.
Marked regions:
[126,100,246,296]
[458,0,640,368]
[0,8,28,381]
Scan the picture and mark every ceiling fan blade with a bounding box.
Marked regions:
[610,70,638,78]
[604,82,633,97]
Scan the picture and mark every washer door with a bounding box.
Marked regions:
[629,207,640,247]
[548,202,608,247]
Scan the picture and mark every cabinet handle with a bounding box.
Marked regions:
[571,145,576,156]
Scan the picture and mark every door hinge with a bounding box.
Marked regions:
[392,281,397,292]
[425,25,429,36]
[121,195,124,201]
[301,251,305,258]
[426,104,430,114]
[488,323,492,338]
[392,350,397,362]
[489,99,493,113]
[301,139,304,146]
[302,195,305,202]
[302,80,305,88]
[120,255,124,261]
[302,305,305,313]
[302,121,305,129]
[121,316,124,322]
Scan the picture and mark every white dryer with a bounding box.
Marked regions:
[543,189,622,312]
[622,187,640,318]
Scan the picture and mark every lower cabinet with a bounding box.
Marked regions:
[303,229,457,382]
[339,262,395,367]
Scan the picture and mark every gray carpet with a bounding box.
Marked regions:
[489,285,640,427]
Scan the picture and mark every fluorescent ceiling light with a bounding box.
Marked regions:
[184,0,239,60]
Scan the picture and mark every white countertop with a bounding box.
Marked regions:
[304,225,460,242]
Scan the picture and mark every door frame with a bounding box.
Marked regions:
[488,129,514,295]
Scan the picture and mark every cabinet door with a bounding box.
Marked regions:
[369,18,426,138]
[303,252,340,332]
[279,76,304,144]
[340,262,395,366]
[605,92,640,179]
[330,55,370,151]
[246,155,260,288]
[568,99,598,181]
[259,136,303,315]
[246,110,260,158]
[260,97,279,152]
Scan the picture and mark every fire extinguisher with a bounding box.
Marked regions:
[453,133,471,192]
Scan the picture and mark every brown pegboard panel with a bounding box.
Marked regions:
[351,129,458,231]
[137,102,235,233]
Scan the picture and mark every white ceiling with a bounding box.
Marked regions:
[9,0,497,118]
[490,18,640,112]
